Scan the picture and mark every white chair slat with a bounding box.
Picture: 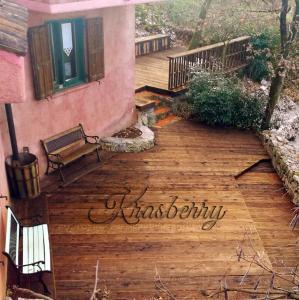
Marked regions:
[23,227,33,273]
[33,226,39,272]
[36,225,43,269]
[22,225,51,274]
[42,225,51,271]
[22,227,29,273]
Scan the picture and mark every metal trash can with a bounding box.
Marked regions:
[5,152,41,199]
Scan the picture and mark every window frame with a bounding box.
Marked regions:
[48,18,87,92]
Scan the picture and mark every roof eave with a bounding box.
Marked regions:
[15,0,162,14]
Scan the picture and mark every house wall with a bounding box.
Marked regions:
[0,4,136,297]
[0,4,136,176]
[0,51,26,104]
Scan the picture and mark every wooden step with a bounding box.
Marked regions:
[154,106,172,121]
[135,91,166,111]
[155,115,180,127]
[135,96,156,111]
[135,92,174,112]
[135,99,156,111]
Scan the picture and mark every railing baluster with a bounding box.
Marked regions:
[135,34,171,57]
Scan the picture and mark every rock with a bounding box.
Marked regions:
[137,108,156,127]
[261,79,268,86]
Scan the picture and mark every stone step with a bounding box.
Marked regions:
[155,115,180,128]
[154,106,172,121]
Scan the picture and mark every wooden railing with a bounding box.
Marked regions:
[135,34,171,57]
[168,36,250,90]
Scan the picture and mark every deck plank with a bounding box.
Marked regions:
[46,121,297,299]
[135,47,186,91]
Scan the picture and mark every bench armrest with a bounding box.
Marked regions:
[19,260,45,268]
[84,135,100,144]
[19,260,46,273]
[48,153,63,164]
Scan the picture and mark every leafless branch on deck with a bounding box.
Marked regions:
[90,260,110,300]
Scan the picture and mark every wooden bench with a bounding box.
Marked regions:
[41,124,101,182]
[3,207,51,294]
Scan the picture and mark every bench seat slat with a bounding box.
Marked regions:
[43,224,51,272]
[50,143,99,165]
[34,225,44,271]
[23,226,28,272]
[23,227,34,273]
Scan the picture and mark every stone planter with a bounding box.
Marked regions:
[100,125,155,153]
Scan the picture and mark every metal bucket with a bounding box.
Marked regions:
[5,152,41,199]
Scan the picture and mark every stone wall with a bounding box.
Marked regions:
[261,97,299,206]
[262,131,299,205]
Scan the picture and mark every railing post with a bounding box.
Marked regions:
[168,57,173,90]
[222,41,228,70]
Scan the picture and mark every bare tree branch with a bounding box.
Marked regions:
[9,286,54,300]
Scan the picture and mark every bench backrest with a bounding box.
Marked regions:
[5,207,20,266]
[41,125,85,154]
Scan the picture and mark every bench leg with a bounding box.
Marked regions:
[58,165,65,182]
[96,148,101,162]
[45,162,50,175]
[39,272,50,295]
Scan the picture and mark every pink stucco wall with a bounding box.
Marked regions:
[0,5,136,176]
[0,51,26,104]
[0,5,136,296]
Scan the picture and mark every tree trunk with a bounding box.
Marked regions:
[280,0,289,55]
[188,0,213,50]
[262,71,285,129]
[262,0,290,129]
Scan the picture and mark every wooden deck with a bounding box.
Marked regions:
[135,47,186,92]
[43,121,298,299]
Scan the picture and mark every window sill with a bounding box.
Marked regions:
[52,81,92,99]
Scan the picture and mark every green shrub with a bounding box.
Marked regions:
[172,100,192,119]
[245,30,280,82]
[187,71,266,130]
[245,56,270,82]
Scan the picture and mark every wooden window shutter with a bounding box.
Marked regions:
[28,25,54,100]
[86,17,104,82]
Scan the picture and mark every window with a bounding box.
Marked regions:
[49,19,86,90]
[28,17,104,100]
